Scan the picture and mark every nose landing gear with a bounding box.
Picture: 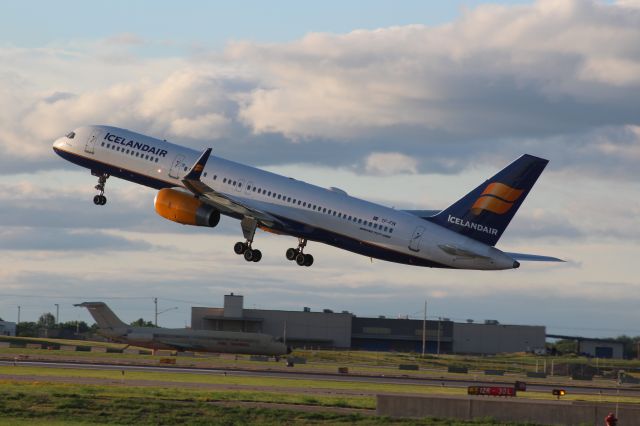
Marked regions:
[92,172,109,205]
[286,238,314,267]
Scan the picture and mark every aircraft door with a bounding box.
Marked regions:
[84,130,101,154]
[168,154,186,179]
[408,226,425,252]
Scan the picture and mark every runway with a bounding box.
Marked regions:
[2,359,639,398]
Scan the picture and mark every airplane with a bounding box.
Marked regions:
[75,302,289,357]
[53,125,562,270]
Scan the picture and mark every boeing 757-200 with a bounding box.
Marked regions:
[53,125,562,270]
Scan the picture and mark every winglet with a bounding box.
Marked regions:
[184,148,212,181]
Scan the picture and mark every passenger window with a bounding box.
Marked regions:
[155,158,159,163]
[252,187,256,192]
[277,194,281,199]
[101,142,105,147]
[268,191,271,196]
[303,202,307,207]
[389,228,393,233]
[233,181,236,186]
[223,178,227,183]
[323,208,327,213]
[66,131,75,139]
[287,197,291,202]
[333,211,336,216]
[213,175,217,180]
[297,200,301,205]
[238,183,242,188]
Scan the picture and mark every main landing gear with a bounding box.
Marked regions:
[92,172,109,205]
[233,217,262,263]
[286,238,314,267]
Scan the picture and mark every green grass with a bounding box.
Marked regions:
[2,364,640,405]
[0,382,540,425]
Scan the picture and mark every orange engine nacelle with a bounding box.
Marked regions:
[154,188,220,227]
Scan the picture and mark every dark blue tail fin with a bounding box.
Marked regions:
[427,154,548,246]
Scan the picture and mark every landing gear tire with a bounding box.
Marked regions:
[286,248,298,261]
[244,249,253,262]
[303,254,314,267]
[252,249,262,262]
[295,253,306,266]
[93,195,106,205]
[244,248,261,262]
[234,242,248,255]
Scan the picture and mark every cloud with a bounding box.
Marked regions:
[0,0,637,180]
[0,228,152,251]
[364,152,418,176]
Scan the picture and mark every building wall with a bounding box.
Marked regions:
[0,321,16,336]
[452,323,545,354]
[246,309,352,348]
[191,306,352,348]
[579,340,624,359]
[352,317,453,353]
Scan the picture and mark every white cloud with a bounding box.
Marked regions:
[364,152,418,176]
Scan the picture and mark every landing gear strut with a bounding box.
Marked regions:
[92,172,109,205]
[286,238,314,267]
[233,217,262,263]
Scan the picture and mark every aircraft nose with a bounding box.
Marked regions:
[52,136,68,150]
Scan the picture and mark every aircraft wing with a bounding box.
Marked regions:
[181,148,283,228]
[505,252,565,262]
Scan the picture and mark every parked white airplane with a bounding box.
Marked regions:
[53,126,561,270]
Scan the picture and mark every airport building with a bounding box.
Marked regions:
[191,294,546,355]
[0,321,16,337]
[578,339,624,359]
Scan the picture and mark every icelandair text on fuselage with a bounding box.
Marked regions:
[448,215,498,236]
[104,132,168,157]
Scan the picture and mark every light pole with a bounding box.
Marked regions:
[55,304,59,325]
[17,305,21,324]
[437,317,441,355]
[421,299,427,357]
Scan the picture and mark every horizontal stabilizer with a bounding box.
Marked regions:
[505,252,564,262]
[403,209,441,219]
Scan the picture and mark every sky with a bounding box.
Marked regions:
[1,0,639,338]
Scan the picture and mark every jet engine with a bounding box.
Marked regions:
[154,188,220,227]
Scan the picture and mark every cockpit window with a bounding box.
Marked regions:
[66,131,75,139]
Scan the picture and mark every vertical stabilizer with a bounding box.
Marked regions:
[74,302,128,329]
[427,154,548,246]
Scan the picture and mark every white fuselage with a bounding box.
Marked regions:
[53,125,517,270]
